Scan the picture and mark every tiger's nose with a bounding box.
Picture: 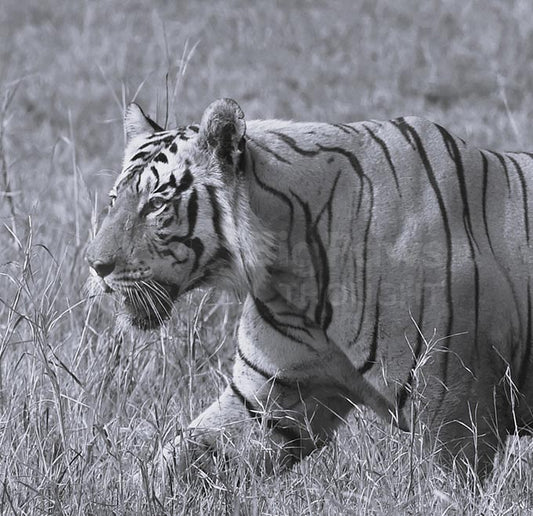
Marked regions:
[90,259,116,278]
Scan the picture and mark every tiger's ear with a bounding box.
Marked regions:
[198,98,246,165]
[124,103,163,144]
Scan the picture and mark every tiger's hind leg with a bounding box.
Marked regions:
[429,370,516,480]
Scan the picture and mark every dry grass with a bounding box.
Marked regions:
[1,0,533,513]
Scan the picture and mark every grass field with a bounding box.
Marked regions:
[2,0,533,514]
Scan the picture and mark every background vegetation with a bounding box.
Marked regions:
[1,0,533,513]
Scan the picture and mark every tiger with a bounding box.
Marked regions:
[87,97,533,480]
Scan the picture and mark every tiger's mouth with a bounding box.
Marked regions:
[119,281,180,330]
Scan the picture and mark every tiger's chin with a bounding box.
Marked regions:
[121,282,180,331]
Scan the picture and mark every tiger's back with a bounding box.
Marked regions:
[87,100,533,478]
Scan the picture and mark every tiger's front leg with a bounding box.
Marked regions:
[160,383,302,484]
[161,292,407,483]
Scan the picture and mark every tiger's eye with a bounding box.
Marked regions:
[149,197,166,211]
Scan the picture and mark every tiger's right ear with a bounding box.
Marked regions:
[124,103,163,144]
[197,98,246,166]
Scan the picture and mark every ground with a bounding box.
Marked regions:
[1,0,533,514]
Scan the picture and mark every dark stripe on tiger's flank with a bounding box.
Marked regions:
[486,151,511,192]
[313,169,342,244]
[290,191,332,330]
[358,278,381,374]
[480,151,496,255]
[363,124,401,195]
[518,281,532,391]
[392,119,454,404]
[270,131,322,158]
[436,124,480,251]
[253,297,315,351]
[314,145,374,343]
[398,278,426,410]
[317,144,365,214]
[236,346,295,388]
[247,136,292,164]
[250,158,295,255]
[437,125,481,351]
[508,156,530,245]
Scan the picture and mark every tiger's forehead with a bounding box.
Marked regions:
[113,124,200,196]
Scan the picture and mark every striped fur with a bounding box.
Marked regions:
[87,99,533,477]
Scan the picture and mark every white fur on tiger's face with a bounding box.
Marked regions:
[87,98,533,479]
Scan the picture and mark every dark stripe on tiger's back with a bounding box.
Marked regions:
[486,150,512,192]
[330,123,352,135]
[480,151,496,254]
[392,119,454,406]
[247,136,292,164]
[270,131,321,157]
[330,123,360,135]
[436,124,480,251]
[363,124,401,195]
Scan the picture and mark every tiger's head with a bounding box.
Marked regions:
[87,98,270,330]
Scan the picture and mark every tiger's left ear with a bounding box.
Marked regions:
[124,103,163,144]
[198,98,246,166]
